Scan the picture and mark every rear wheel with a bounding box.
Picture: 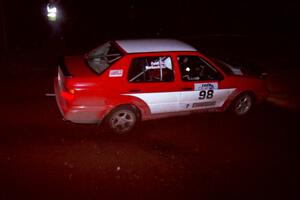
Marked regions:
[231,93,254,116]
[106,106,137,134]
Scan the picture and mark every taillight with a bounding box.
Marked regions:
[64,78,75,95]
[61,82,75,101]
[61,90,74,101]
[64,84,75,95]
[68,88,75,94]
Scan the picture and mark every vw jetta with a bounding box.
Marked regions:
[54,39,269,133]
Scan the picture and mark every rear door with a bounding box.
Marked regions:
[125,54,182,114]
[176,54,235,111]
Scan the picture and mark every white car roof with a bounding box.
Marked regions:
[115,39,197,53]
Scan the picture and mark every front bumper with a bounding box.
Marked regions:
[256,89,270,104]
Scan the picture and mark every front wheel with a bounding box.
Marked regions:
[231,93,254,116]
[106,106,137,134]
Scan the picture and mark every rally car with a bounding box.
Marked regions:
[54,39,269,133]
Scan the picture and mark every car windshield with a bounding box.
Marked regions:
[210,58,234,75]
[85,42,122,74]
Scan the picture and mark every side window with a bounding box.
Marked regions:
[128,56,174,83]
[178,56,221,81]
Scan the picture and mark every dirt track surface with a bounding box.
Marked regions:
[0,61,294,200]
[0,35,297,199]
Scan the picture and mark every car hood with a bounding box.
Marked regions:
[234,64,267,78]
[226,62,266,78]
[212,57,266,78]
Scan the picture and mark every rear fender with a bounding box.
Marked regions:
[98,95,151,121]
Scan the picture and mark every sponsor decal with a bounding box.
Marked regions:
[145,65,165,70]
[195,82,218,91]
[145,60,166,70]
[192,101,216,108]
[109,69,123,77]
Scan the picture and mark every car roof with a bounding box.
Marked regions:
[115,39,197,54]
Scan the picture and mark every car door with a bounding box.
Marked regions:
[176,54,235,111]
[125,54,181,114]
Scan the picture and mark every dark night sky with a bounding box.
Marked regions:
[1,0,299,50]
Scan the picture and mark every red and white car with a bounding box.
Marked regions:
[54,39,269,133]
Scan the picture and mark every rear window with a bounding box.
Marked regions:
[85,42,123,74]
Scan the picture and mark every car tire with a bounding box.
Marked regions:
[105,105,138,134]
[231,93,254,116]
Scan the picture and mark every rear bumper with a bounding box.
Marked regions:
[54,78,102,124]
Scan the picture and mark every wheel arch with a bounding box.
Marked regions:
[236,90,256,104]
[224,90,256,111]
[102,103,143,123]
[228,90,256,115]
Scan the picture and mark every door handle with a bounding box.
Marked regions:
[129,89,141,93]
[182,87,193,91]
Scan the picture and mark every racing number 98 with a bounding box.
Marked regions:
[199,90,214,100]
